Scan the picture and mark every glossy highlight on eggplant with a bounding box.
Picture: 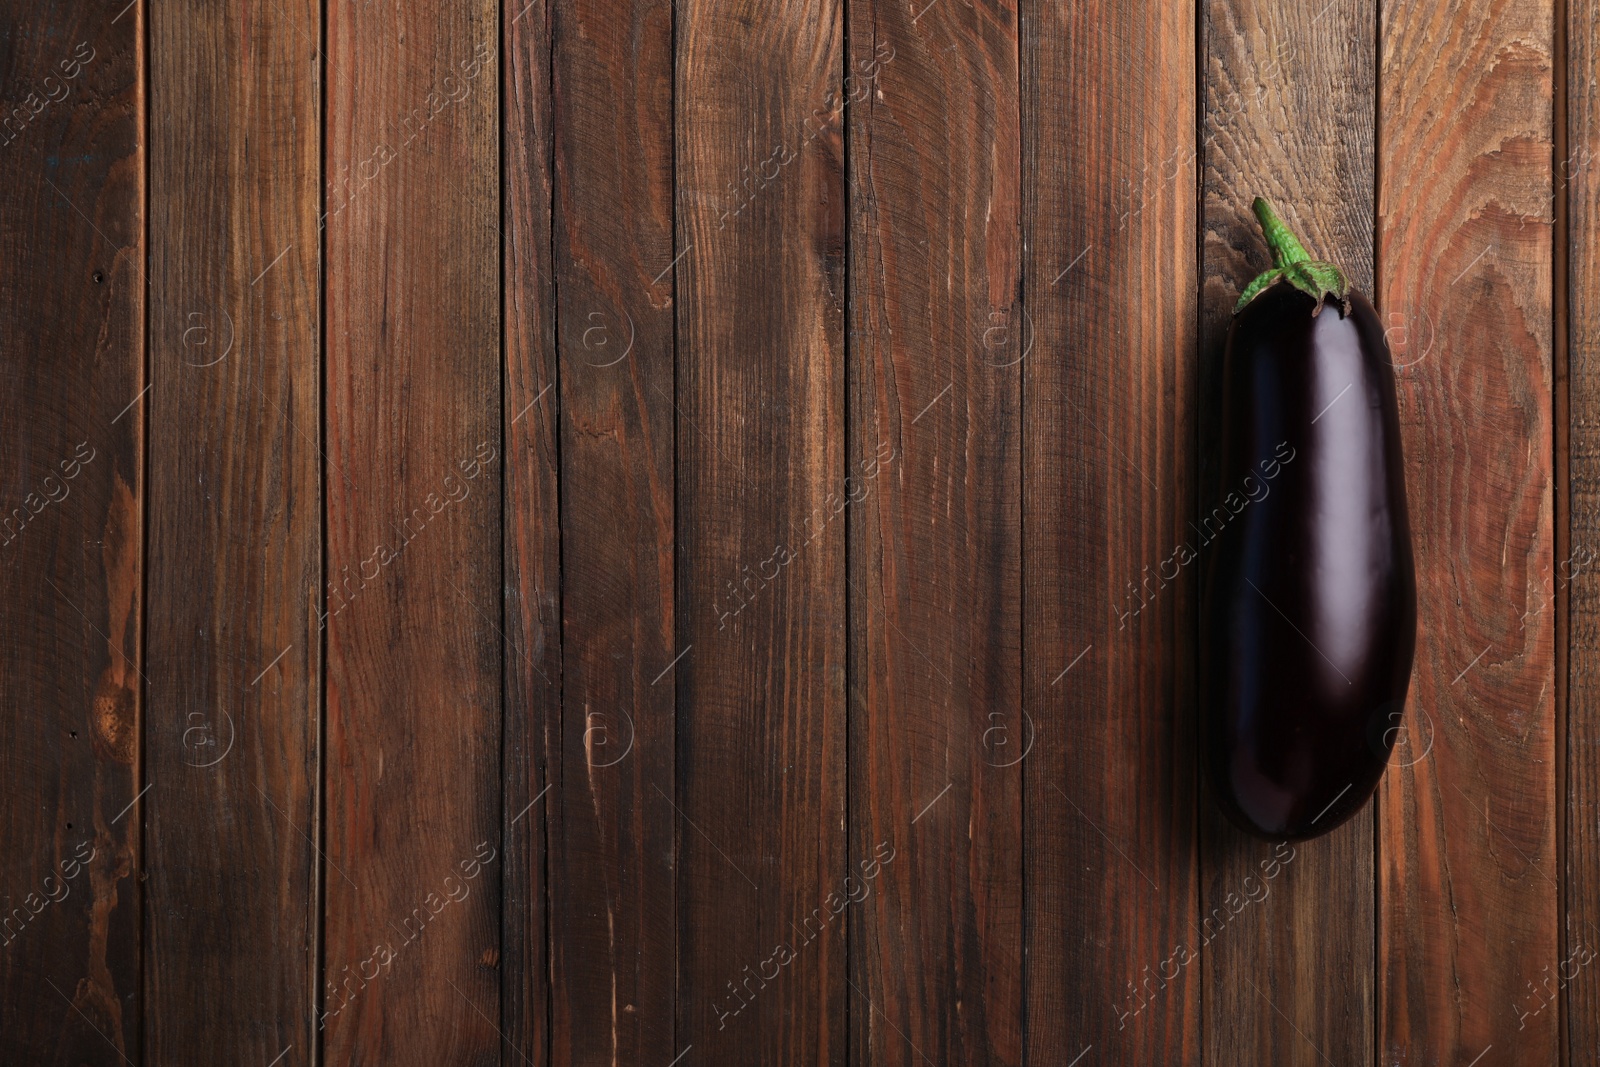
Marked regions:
[1199,198,1417,840]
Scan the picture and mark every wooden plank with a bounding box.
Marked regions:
[846,3,1022,1064]
[1198,4,1376,1064]
[143,0,321,1060]
[1378,0,1557,1060]
[545,0,676,1062]
[1566,0,1600,1056]
[673,0,846,1062]
[0,2,143,1061]
[502,0,556,1063]
[321,3,503,1062]
[1020,1,1198,1062]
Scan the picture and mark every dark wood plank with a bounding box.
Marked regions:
[545,0,676,1062]
[1567,0,1600,1057]
[143,0,321,1060]
[1378,0,1558,1060]
[0,3,143,1061]
[674,0,846,1062]
[846,3,1022,1064]
[502,0,557,1063]
[321,4,503,1062]
[1020,1,1199,1062]
[1198,4,1376,1063]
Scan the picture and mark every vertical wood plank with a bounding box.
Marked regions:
[1020,1,1199,1062]
[1379,0,1557,1060]
[546,0,677,1061]
[846,2,1023,1064]
[0,2,143,1061]
[674,0,846,1062]
[1568,0,1600,1054]
[322,2,503,1061]
[1198,4,1376,1064]
[503,0,556,1062]
[144,0,322,1060]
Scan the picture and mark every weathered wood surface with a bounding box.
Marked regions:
[1567,0,1600,1061]
[322,2,503,1063]
[1378,0,1558,1062]
[1568,0,1600,1050]
[848,0,1023,1063]
[1020,1,1200,1063]
[501,0,556,1063]
[0,2,1588,1063]
[144,0,322,1061]
[673,0,847,1063]
[546,0,677,1062]
[0,1,143,1062]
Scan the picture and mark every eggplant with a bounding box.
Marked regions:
[1199,197,1417,840]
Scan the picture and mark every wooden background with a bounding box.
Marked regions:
[0,0,1590,1063]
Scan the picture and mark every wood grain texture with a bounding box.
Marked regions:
[143,0,321,1060]
[322,3,502,1062]
[1378,0,1557,1061]
[502,0,557,1063]
[846,2,1023,1064]
[1567,0,1600,1056]
[547,0,677,1062]
[1020,1,1198,1062]
[1198,3,1376,1063]
[3,6,1595,1063]
[674,0,846,1062]
[0,2,143,1061]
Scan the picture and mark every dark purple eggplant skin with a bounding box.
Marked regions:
[1200,282,1417,840]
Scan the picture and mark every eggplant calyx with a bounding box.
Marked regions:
[1233,197,1350,315]
[1235,267,1284,310]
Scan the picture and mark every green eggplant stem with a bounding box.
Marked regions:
[1253,197,1311,268]
[1234,196,1350,316]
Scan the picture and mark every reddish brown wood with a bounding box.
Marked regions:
[503,0,557,1063]
[0,2,143,1061]
[846,1,1023,1063]
[1567,0,1600,1057]
[1378,0,1558,1061]
[322,4,503,1062]
[674,0,847,1062]
[143,0,322,1060]
[1020,1,1200,1062]
[3,6,1593,1063]
[1198,3,1377,1063]
[544,0,677,1062]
